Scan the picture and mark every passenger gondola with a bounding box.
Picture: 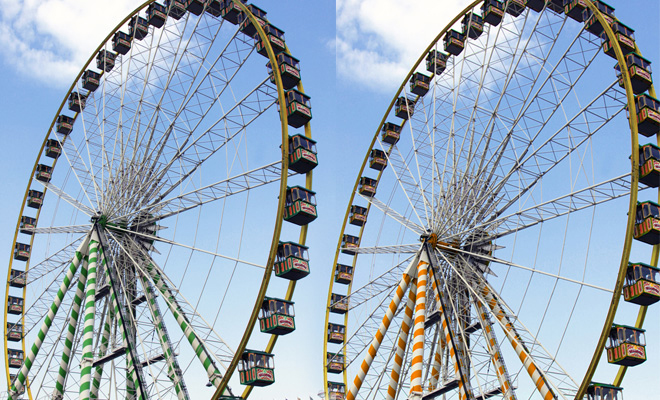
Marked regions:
[358,177,377,197]
[481,0,505,26]
[623,262,660,305]
[112,31,132,55]
[606,324,646,366]
[616,53,653,95]
[349,205,368,226]
[329,293,348,314]
[259,297,295,335]
[426,50,449,75]
[602,21,635,59]
[443,29,466,56]
[634,94,660,137]
[369,149,387,171]
[238,350,275,386]
[267,52,302,90]
[334,264,353,284]
[283,186,317,226]
[274,241,310,280]
[96,49,116,72]
[147,2,168,27]
[287,134,317,173]
[633,200,660,245]
[284,89,312,128]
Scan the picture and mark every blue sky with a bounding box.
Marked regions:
[0,0,658,399]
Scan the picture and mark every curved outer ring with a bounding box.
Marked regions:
[321,1,657,398]
[2,1,313,398]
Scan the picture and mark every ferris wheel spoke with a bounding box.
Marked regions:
[116,38,258,219]
[96,238,149,399]
[453,246,613,293]
[108,15,222,206]
[461,173,635,243]
[137,271,190,399]
[360,194,426,235]
[387,140,434,228]
[34,179,96,216]
[23,224,92,235]
[484,83,626,222]
[445,20,602,220]
[109,226,265,271]
[113,77,278,217]
[341,244,421,255]
[433,250,578,399]
[95,16,254,216]
[20,235,87,286]
[438,80,627,239]
[58,137,104,211]
[342,255,415,314]
[116,161,284,223]
[108,231,236,368]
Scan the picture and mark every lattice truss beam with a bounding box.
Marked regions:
[379,8,623,241]
[9,224,239,399]
[338,245,578,400]
[54,12,278,224]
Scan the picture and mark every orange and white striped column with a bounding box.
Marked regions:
[479,283,556,400]
[386,278,417,400]
[409,251,429,396]
[430,263,473,400]
[475,300,517,400]
[428,336,445,391]
[427,261,446,392]
[346,256,419,400]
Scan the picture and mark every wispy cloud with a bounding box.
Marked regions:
[336,0,472,92]
[0,0,140,88]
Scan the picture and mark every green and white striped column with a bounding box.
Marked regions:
[79,235,100,400]
[90,301,114,399]
[105,255,147,400]
[139,273,189,399]
[143,262,222,387]
[52,254,90,398]
[10,235,90,398]
[90,249,111,399]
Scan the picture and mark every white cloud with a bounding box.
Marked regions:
[0,0,141,87]
[336,0,473,92]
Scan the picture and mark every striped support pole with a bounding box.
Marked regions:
[139,273,189,400]
[385,278,417,400]
[428,334,445,391]
[428,259,446,392]
[144,262,223,387]
[479,283,556,400]
[409,254,429,396]
[346,255,420,400]
[104,251,147,400]
[79,236,100,400]
[52,254,90,398]
[10,236,89,398]
[90,300,113,399]
[475,300,517,400]
[90,248,110,399]
[429,255,473,400]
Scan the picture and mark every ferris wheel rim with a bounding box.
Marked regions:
[323,1,657,399]
[3,1,315,398]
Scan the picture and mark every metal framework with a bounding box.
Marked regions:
[3,1,314,399]
[324,1,658,399]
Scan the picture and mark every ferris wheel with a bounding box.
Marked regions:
[3,0,317,399]
[323,1,658,400]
